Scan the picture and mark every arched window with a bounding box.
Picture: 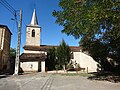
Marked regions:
[32,29,35,37]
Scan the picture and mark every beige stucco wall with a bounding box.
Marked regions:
[72,52,98,72]
[21,50,47,72]
[41,61,45,72]
[26,26,40,46]
[24,50,47,55]
[20,62,38,72]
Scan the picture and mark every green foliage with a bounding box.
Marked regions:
[46,40,71,70]
[53,0,120,72]
[57,73,94,77]
[56,39,71,68]
[46,47,56,70]
[53,0,120,39]
[10,48,16,59]
[55,65,61,70]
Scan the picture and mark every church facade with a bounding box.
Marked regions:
[20,9,98,73]
[20,9,46,72]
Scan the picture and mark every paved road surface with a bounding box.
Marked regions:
[0,73,120,90]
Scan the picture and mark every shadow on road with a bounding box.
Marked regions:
[0,74,11,79]
[88,72,120,83]
[0,70,12,79]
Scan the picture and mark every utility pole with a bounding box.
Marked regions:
[14,10,22,75]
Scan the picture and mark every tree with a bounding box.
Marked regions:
[9,48,16,74]
[10,48,16,59]
[46,47,56,70]
[46,40,71,71]
[53,0,120,72]
[56,40,71,71]
[53,0,120,38]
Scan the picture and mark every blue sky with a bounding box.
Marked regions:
[0,0,80,53]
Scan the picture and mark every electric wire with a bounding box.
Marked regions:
[1,0,16,13]
[0,0,27,48]
[0,0,16,16]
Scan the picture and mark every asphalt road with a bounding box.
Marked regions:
[0,73,120,90]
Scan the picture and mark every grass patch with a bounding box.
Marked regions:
[53,73,94,77]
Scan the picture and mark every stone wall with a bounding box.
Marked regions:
[0,50,2,70]
[0,26,11,70]
[26,26,40,46]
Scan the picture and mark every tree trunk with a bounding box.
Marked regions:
[63,65,66,72]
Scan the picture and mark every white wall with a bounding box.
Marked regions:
[24,50,47,55]
[72,52,98,72]
[41,61,45,72]
[20,62,38,72]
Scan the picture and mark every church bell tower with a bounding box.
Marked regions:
[26,9,41,46]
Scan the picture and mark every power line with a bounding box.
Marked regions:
[0,0,16,15]
[1,0,16,12]
[0,0,20,31]
[0,0,22,75]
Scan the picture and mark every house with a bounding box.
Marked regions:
[20,9,98,73]
[0,25,12,71]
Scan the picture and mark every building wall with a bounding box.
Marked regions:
[0,26,11,70]
[0,28,4,49]
[21,61,38,72]
[26,26,40,46]
[0,28,3,70]
[24,50,47,55]
[72,51,98,72]
[21,49,47,72]
[0,50,2,70]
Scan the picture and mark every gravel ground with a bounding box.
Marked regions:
[51,75,120,90]
[0,73,120,90]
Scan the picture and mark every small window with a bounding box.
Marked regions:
[32,29,35,37]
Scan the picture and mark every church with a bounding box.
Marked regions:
[20,9,98,73]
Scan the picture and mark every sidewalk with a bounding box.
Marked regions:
[47,70,85,74]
